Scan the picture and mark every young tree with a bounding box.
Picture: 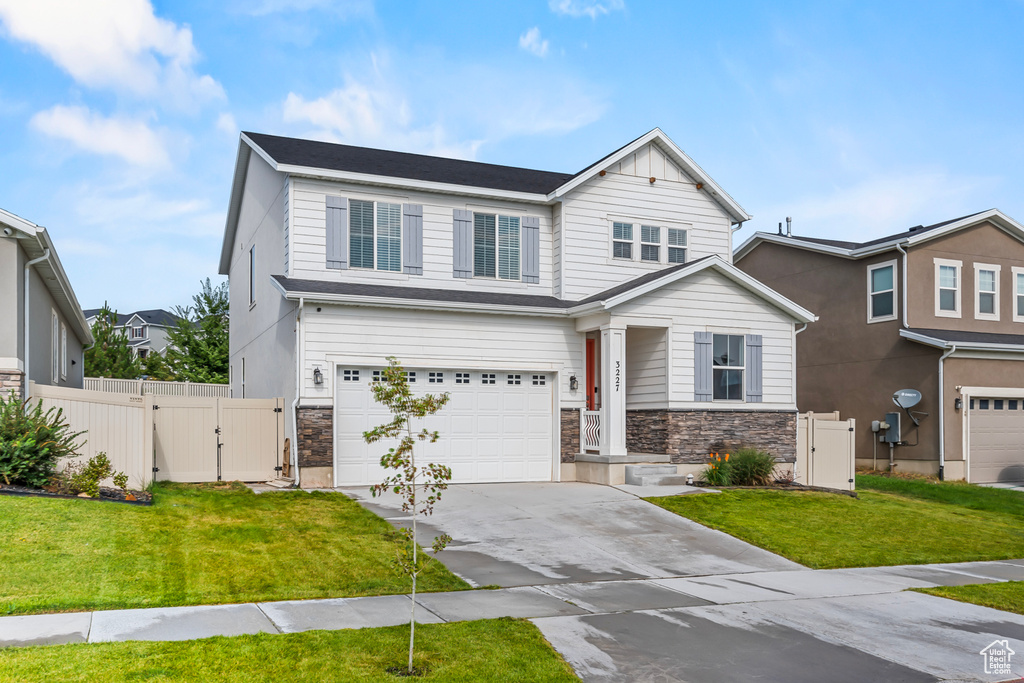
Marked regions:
[84,304,142,379]
[366,357,452,676]
[164,279,229,384]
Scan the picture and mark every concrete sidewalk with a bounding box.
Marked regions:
[3,559,1023,649]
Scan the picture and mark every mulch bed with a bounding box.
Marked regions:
[0,484,153,505]
[695,482,858,498]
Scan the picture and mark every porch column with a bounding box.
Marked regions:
[599,323,627,457]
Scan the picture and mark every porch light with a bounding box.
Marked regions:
[954,397,962,411]
[313,366,323,385]
[569,375,579,392]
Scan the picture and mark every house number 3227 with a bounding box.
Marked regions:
[615,360,621,392]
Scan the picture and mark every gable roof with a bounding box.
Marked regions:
[735,209,1024,261]
[270,255,815,323]
[221,128,750,273]
[84,308,180,328]
[1,208,93,346]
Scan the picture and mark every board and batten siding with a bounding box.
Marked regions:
[614,270,796,408]
[297,306,583,405]
[559,154,734,301]
[288,177,555,296]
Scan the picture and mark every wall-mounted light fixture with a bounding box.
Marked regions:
[954,397,962,411]
[695,182,704,190]
[313,366,323,385]
[598,170,606,177]
[569,375,579,391]
[649,176,656,184]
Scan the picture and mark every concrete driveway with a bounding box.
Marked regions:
[345,482,802,587]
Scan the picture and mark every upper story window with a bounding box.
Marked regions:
[712,334,744,401]
[1013,267,1024,323]
[474,213,520,280]
[350,200,401,272]
[934,258,961,318]
[249,245,256,307]
[131,326,145,339]
[610,220,687,265]
[640,226,660,262]
[867,260,897,323]
[975,263,1000,321]
[612,222,633,259]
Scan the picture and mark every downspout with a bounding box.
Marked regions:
[937,343,956,481]
[792,323,809,482]
[23,249,51,400]
[895,241,909,328]
[291,297,304,488]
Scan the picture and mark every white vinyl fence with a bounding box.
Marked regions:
[85,377,230,398]
[29,382,283,489]
[796,411,856,491]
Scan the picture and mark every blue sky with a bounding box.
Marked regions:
[1,0,1022,312]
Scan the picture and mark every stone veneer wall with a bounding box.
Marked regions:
[627,409,797,463]
[0,370,23,401]
[297,406,333,468]
[560,408,579,463]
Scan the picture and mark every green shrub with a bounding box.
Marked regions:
[702,453,731,486]
[729,448,777,486]
[49,453,126,498]
[0,394,84,488]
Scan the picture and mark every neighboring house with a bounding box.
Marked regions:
[220,129,815,488]
[735,209,1024,483]
[0,208,93,399]
[83,308,180,359]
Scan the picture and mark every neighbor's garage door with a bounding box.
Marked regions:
[969,397,1024,483]
[334,367,554,486]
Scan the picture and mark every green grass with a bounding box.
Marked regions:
[646,485,1024,569]
[858,474,1024,516]
[0,482,468,616]
[0,618,579,682]
[914,581,1024,616]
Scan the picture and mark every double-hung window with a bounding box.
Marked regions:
[975,263,1000,321]
[1013,267,1024,323]
[60,324,67,379]
[474,213,520,280]
[867,260,897,323]
[350,200,402,272]
[667,228,687,264]
[612,222,633,259]
[712,334,744,401]
[935,258,961,317]
[640,225,660,262]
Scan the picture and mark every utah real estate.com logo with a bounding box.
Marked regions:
[980,639,1015,676]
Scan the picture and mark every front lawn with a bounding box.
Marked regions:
[858,474,1024,515]
[0,482,468,616]
[647,479,1024,569]
[914,581,1024,617]
[0,618,578,683]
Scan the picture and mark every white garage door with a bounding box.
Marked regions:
[334,367,554,486]
[969,397,1024,483]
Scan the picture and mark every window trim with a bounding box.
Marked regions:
[349,198,403,273]
[607,218,689,265]
[249,245,256,308]
[1012,267,1024,323]
[934,258,962,318]
[667,227,687,264]
[472,212,520,281]
[60,323,67,379]
[640,225,661,263]
[711,333,745,402]
[611,221,634,260]
[867,259,898,324]
[51,310,59,383]
[974,262,1001,322]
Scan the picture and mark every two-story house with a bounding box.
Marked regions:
[220,129,815,488]
[1,207,93,399]
[736,209,1024,483]
[83,308,180,360]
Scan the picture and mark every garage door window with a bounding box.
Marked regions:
[429,372,444,383]
[481,373,496,385]
[342,369,360,381]
[532,375,547,386]
[508,374,522,385]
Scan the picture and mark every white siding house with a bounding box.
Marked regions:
[220,129,815,488]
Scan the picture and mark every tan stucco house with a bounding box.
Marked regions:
[736,209,1024,483]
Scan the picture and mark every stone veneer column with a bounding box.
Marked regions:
[0,370,23,401]
[296,406,333,468]
[560,408,580,463]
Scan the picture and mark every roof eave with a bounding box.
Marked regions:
[900,329,1024,354]
[274,285,570,317]
[549,128,752,223]
[219,138,253,275]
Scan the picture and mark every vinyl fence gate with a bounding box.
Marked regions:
[796,411,856,491]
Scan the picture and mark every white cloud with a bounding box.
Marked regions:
[755,170,995,240]
[242,0,373,17]
[30,105,170,167]
[217,112,238,137]
[283,77,483,159]
[519,27,549,57]
[549,0,624,19]
[0,0,223,109]
[74,188,221,238]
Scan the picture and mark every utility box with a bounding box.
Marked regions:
[884,411,901,444]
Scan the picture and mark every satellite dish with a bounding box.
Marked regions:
[893,389,922,409]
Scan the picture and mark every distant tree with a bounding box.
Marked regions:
[141,351,175,381]
[84,304,142,379]
[163,279,229,384]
